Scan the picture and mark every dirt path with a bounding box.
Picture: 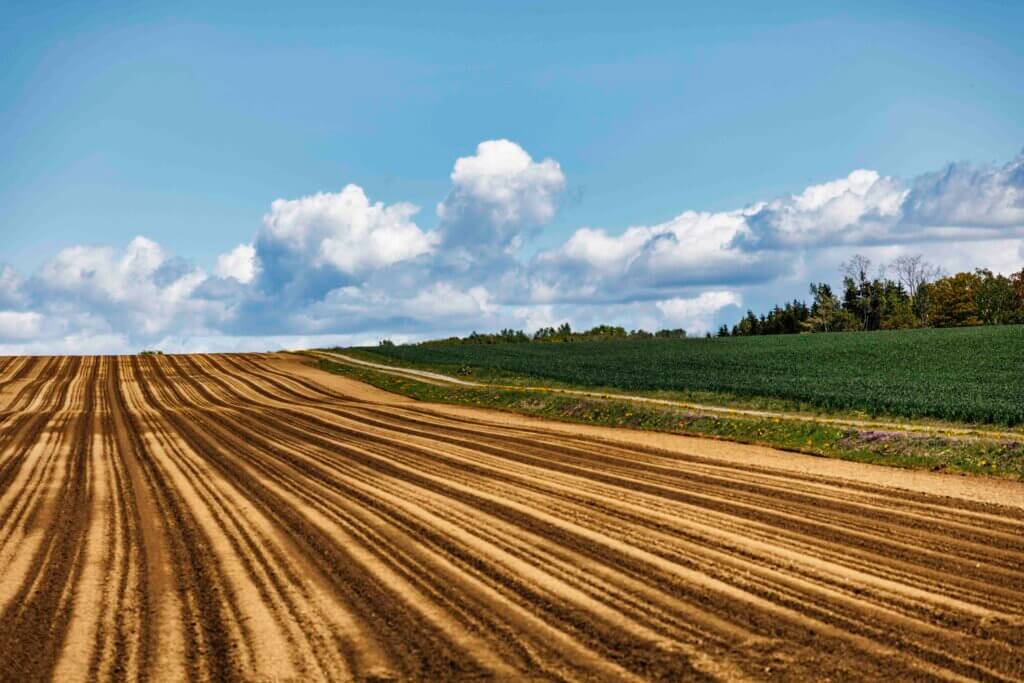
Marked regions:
[312,350,1024,442]
[0,353,1021,681]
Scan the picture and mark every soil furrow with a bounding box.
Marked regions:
[1,352,1022,682]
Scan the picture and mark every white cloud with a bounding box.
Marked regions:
[0,311,44,340]
[290,282,502,337]
[262,184,436,274]
[555,226,653,273]
[39,239,149,301]
[741,169,908,249]
[509,303,558,332]
[437,139,566,258]
[32,236,223,338]
[533,152,1024,308]
[0,332,132,356]
[741,152,1024,249]
[0,266,26,307]
[904,154,1024,228]
[37,236,202,304]
[1,143,1022,353]
[507,296,740,337]
[656,291,742,334]
[151,331,413,354]
[215,243,258,283]
[403,283,495,318]
[532,207,772,302]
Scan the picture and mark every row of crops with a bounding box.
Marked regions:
[356,325,1024,425]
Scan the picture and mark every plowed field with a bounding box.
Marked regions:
[0,353,1021,682]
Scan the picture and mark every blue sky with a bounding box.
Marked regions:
[2,1,1023,352]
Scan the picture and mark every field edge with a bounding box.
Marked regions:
[303,352,1024,480]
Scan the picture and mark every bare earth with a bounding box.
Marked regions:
[0,354,1021,682]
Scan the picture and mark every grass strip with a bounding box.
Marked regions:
[308,355,1024,480]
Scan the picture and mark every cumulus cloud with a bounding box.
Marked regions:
[215,243,258,283]
[404,283,495,318]
[534,150,1024,309]
[286,281,502,340]
[0,266,26,307]
[903,154,1024,228]
[0,332,132,357]
[0,311,44,340]
[531,208,776,303]
[437,139,565,261]
[36,237,202,307]
[740,152,1024,249]
[254,184,438,300]
[656,291,742,334]
[1,143,1022,353]
[740,170,908,249]
[25,236,226,345]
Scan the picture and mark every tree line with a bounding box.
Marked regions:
[719,255,1024,337]
[381,323,688,347]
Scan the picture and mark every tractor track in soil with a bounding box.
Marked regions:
[0,353,1020,681]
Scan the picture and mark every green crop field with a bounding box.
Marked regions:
[353,325,1024,425]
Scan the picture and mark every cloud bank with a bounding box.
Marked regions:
[2,142,1022,353]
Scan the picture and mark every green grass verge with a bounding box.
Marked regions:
[339,347,1024,434]
[308,355,1024,480]
[351,325,1024,425]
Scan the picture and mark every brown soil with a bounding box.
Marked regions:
[0,353,1021,682]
